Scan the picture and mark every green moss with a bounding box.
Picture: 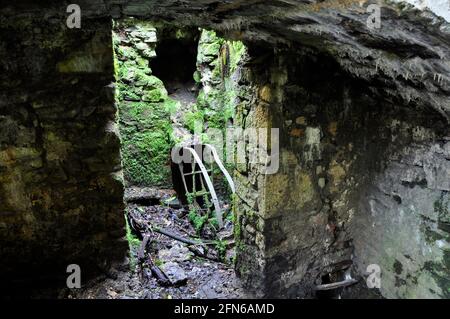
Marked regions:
[119,45,139,60]
[183,107,205,133]
[57,54,98,73]
[125,216,141,271]
[114,21,181,187]
[195,31,243,127]
[209,217,219,229]
[118,93,175,187]
[115,24,245,191]
[113,40,121,81]
[214,239,227,261]
[197,30,225,64]
[234,215,241,239]
[188,207,208,234]
[163,98,180,115]
[142,88,167,102]
[193,31,246,202]
[175,29,189,39]
[229,41,246,72]
[226,210,234,222]
[117,82,140,101]
[204,42,223,56]
[136,57,150,69]
[134,73,165,90]
[120,125,173,186]
[186,192,195,204]
[193,70,202,83]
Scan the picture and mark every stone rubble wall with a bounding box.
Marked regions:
[0,16,127,284]
[234,44,450,298]
[194,29,247,194]
[114,20,176,188]
[114,22,246,192]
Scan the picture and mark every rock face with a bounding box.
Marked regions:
[0,1,449,298]
[192,29,247,196]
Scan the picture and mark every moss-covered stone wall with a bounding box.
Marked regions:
[1,2,449,299]
[191,30,247,194]
[114,20,177,188]
[195,29,246,132]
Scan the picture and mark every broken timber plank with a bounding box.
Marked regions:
[315,278,358,291]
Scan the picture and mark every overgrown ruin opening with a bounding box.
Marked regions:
[113,19,247,298]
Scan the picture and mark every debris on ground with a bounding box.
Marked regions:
[69,187,244,299]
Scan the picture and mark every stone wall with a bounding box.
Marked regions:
[194,29,247,194]
[234,43,450,298]
[234,46,355,298]
[114,20,177,188]
[0,15,127,288]
[114,22,246,193]
[352,122,450,298]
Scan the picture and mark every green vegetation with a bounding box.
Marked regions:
[183,106,205,133]
[195,30,247,199]
[186,191,220,235]
[229,41,246,73]
[186,192,209,234]
[214,239,227,261]
[114,23,247,268]
[234,215,241,239]
[196,30,246,127]
[125,216,141,271]
[188,207,208,234]
[114,22,178,187]
[114,24,246,189]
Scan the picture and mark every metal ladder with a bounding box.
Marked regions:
[178,144,235,229]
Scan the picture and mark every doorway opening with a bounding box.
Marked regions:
[72,19,247,299]
[150,29,199,94]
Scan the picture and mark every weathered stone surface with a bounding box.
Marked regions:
[234,40,449,299]
[158,244,194,263]
[4,1,447,118]
[124,186,175,203]
[160,261,188,286]
[353,141,450,298]
[0,17,127,287]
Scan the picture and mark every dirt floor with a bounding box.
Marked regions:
[68,187,245,299]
